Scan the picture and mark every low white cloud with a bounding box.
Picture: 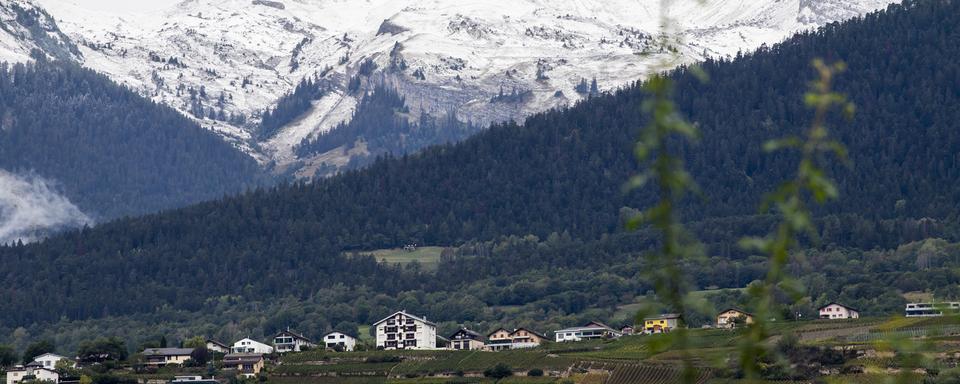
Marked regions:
[0,170,92,244]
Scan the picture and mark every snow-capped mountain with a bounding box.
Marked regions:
[0,0,78,62]
[5,0,896,175]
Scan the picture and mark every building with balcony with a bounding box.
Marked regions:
[373,311,438,350]
[273,329,315,353]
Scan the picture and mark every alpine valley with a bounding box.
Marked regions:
[3,1,960,383]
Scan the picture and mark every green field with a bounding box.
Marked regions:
[356,247,447,270]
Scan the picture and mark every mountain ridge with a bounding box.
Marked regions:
[9,0,897,174]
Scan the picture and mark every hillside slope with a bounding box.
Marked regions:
[0,57,264,240]
[0,0,957,333]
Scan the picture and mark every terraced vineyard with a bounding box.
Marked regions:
[273,362,399,376]
[392,349,578,375]
[606,364,712,384]
[270,321,960,383]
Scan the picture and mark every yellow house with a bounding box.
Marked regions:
[643,314,681,333]
[716,308,754,328]
[223,353,265,378]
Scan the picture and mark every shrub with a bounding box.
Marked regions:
[365,355,402,363]
[484,363,513,380]
[527,368,544,377]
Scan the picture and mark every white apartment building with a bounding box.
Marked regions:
[373,311,437,350]
[322,332,358,352]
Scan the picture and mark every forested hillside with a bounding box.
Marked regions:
[1,0,958,348]
[0,56,263,220]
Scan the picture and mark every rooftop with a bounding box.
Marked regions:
[644,314,682,321]
[142,348,194,356]
[373,310,437,327]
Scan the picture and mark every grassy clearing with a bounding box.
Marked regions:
[356,247,447,270]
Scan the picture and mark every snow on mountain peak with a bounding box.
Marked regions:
[6,0,896,173]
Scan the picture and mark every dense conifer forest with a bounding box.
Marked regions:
[1,0,958,352]
[0,56,264,219]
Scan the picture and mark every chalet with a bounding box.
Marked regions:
[620,325,635,335]
[231,338,274,354]
[373,311,438,350]
[450,328,485,350]
[819,302,860,320]
[5,364,60,384]
[555,321,623,342]
[485,328,514,351]
[142,348,195,366]
[223,353,265,378]
[511,328,547,348]
[205,339,229,354]
[716,308,754,328]
[273,329,315,353]
[644,314,682,333]
[905,302,960,317]
[485,327,548,350]
[322,332,358,351]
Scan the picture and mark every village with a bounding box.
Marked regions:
[6,300,954,384]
